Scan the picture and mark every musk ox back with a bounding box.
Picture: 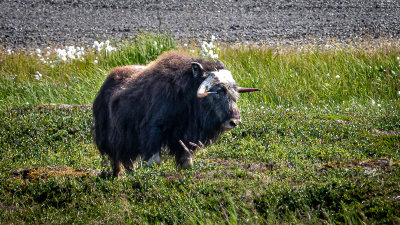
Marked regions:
[93,51,259,178]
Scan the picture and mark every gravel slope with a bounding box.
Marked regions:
[1,0,400,48]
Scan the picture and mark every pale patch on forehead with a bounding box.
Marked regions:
[212,69,236,85]
[197,69,238,98]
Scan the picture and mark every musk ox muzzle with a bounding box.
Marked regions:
[93,51,259,178]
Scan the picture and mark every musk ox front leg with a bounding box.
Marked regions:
[146,152,161,167]
[167,140,194,169]
[141,122,164,166]
[176,148,193,169]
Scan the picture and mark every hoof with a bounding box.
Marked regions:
[179,157,193,170]
[146,152,161,167]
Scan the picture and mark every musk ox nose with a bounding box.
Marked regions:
[229,118,241,127]
[223,118,241,130]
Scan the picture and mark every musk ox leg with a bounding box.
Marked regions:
[146,152,161,167]
[175,151,193,169]
[174,141,194,169]
[177,155,193,169]
[111,159,122,178]
[122,160,135,173]
[142,123,163,165]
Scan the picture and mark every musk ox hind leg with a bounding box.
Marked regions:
[110,158,122,179]
[105,155,139,178]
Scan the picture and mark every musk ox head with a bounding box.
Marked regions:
[192,62,259,131]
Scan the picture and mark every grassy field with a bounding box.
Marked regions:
[1,34,400,224]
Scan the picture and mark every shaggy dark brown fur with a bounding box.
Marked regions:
[93,51,239,177]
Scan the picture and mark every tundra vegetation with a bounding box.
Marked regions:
[0,34,399,224]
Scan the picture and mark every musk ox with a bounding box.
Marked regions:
[93,51,259,178]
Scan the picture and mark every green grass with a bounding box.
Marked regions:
[1,35,400,224]
[0,33,177,108]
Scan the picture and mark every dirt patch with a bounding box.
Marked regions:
[38,104,93,110]
[11,166,98,180]
[371,129,400,137]
[318,158,400,172]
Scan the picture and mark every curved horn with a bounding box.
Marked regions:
[238,87,260,93]
[197,75,219,98]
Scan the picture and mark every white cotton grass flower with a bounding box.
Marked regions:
[56,48,68,61]
[54,45,85,63]
[335,75,340,79]
[326,73,330,77]
[34,71,43,80]
[7,49,14,55]
[94,57,98,64]
[200,36,219,59]
[75,46,85,61]
[153,40,165,53]
[39,57,48,64]
[211,35,216,42]
[93,41,104,52]
[93,40,116,54]
[398,91,400,96]
[105,41,116,54]
[377,103,381,107]
[66,46,77,61]
[105,45,116,53]
[35,48,42,57]
[371,99,376,105]
[33,48,51,64]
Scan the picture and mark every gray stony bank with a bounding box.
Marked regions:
[1,0,400,49]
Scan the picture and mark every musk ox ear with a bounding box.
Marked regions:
[191,62,204,78]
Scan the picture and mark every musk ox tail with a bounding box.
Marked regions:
[93,88,110,156]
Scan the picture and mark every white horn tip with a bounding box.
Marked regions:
[197,93,208,98]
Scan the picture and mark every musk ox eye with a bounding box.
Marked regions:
[217,86,227,94]
[208,86,224,95]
